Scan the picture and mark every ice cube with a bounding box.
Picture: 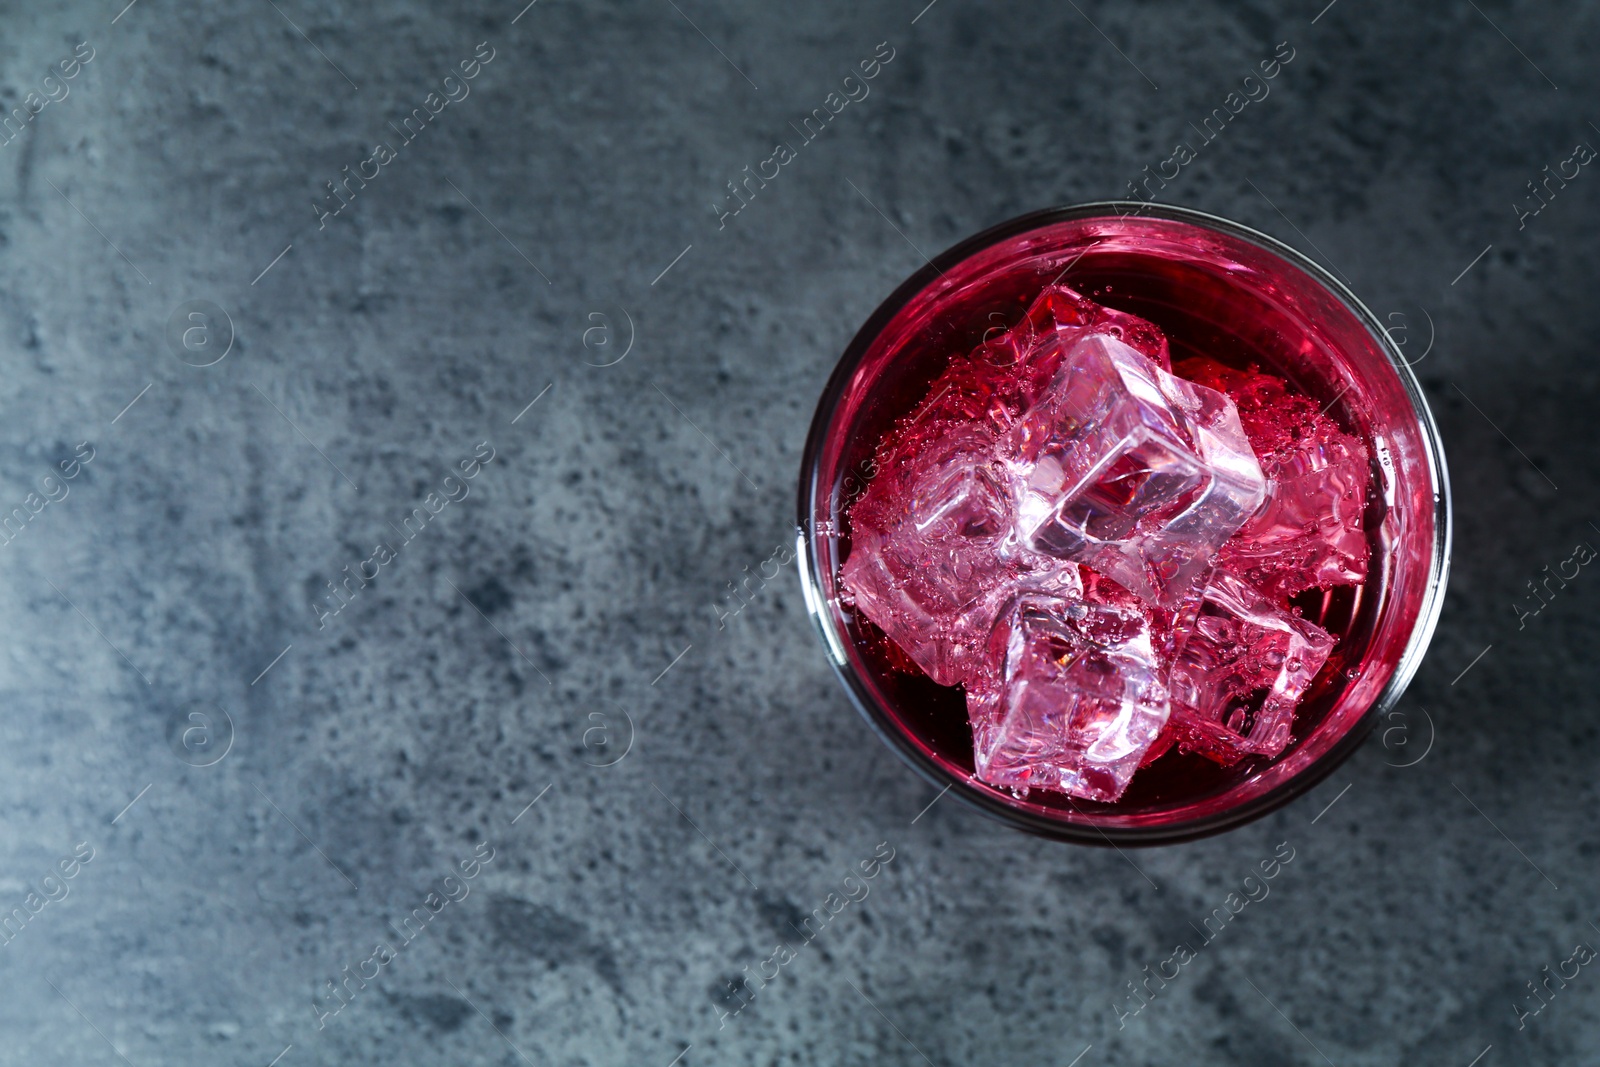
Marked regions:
[1011,550,1086,600]
[843,421,1015,686]
[1006,334,1267,608]
[1168,569,1336,763]
[1179,358,1370,598]
[970,577,1170,803]
[980,283,1174,389]
[902,286,1176,460]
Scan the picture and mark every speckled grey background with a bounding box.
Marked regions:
[0,1,1595,1064]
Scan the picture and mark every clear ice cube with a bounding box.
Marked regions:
[1006,334,1267,608]
[1168,569,1336,763]
[843,421,1014,686]
[970,576,1169,803]
[981,283,1174,390]
[1180,358,1370,598]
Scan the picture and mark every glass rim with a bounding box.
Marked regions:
[796,200,1453,846]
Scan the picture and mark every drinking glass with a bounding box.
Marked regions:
[796,203,1451,845]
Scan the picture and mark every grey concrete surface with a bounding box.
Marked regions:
[0,1,1596,1064]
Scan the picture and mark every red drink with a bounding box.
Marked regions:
[797,204,1450,844]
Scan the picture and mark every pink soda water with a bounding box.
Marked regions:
[801,206,1447,837]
